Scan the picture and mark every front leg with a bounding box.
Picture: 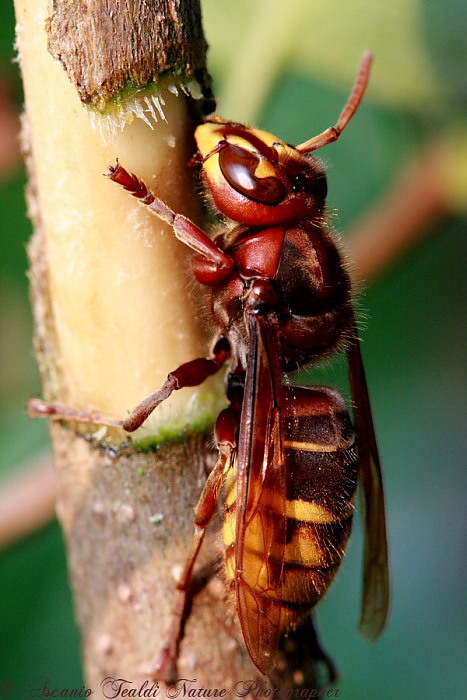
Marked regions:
[107,162,233,280]
[29,337,230,432]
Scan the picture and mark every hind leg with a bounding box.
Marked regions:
[153,404,239,682]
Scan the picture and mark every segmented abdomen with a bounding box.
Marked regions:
[223,385,358,632]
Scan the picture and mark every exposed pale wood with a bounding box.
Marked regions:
[14,0,258,691]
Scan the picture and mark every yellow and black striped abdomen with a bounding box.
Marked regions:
[223,385,358,633]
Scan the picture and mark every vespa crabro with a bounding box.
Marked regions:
[30,52,390,678]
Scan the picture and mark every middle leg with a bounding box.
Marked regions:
[29,336,230,432]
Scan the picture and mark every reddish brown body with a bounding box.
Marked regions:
[178,130,361,668]
[30,52,389,679]
[198,221,353,368]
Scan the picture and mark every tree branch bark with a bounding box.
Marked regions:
[46,0,212,109]
[15,0,260,692]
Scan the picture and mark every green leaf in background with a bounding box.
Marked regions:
[422,0,467,109]
[204,0,444,122]
[0,522,83,687]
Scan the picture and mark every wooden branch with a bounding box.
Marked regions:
[51,424,256,686]
[14,0,259,692]
[47,0,212,109]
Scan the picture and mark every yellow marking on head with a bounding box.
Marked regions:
[253,157,277,179]
[195,122,291,166]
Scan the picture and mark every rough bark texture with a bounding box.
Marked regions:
[47,0,213,109]
[20,0,262,692]
[50,423,259,689]
[26,174,262,693]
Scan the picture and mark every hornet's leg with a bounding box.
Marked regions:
[107,162,233,278]
[122,337,230,431]
[29,337,230,433]
[153,400,240,682]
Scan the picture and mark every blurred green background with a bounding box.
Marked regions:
[1,0,466,697]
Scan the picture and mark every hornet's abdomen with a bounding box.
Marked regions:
[223,385,358,633]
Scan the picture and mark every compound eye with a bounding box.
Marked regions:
[218,144,286,205]
[314,171,328,200]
